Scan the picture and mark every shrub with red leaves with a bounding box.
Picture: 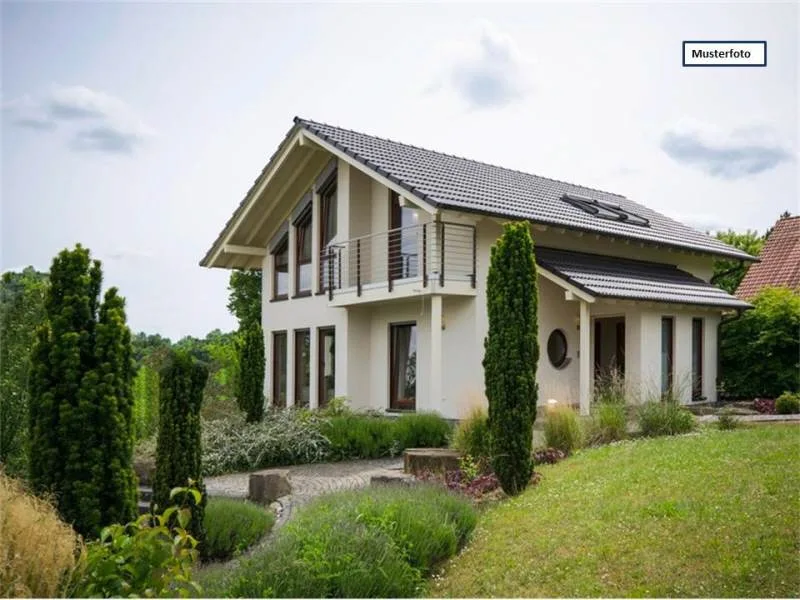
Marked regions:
[753,398,776,414]
[417,467,542,500]
[532,447,566,465]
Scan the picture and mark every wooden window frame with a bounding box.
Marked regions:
[317,327,335,409]
[272,331,287,408]
[691,318,704,401]
[294,208,313,297]
[661,316,675,396]
[389,321,417,412]
[294,329,311,408]
[272,237,289,301]
[318,178,338,291]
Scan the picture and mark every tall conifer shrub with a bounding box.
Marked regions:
[28,245,137,536]
[237,322,265,422]
[483,222,539,495]
[154,350,208,549]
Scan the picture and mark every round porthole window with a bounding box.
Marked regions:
[547,329,569,369]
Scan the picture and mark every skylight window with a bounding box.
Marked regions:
[562,194,650,227]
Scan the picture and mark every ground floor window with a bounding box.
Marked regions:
[294,329,310,408]
[692,318,704,401]
[661,317,674,396]
[272,331,287,408]
[389,322,416,411]
[318,327,335,409]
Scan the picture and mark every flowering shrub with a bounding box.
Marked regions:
[753,398,776,414]
[532,447,566,465]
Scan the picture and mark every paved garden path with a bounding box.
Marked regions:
[205,457,405,528]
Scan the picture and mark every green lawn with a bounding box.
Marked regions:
[431,425,800,598]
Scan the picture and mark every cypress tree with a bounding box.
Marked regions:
[154,350,208,548]
[28,245,137,536]
[236,322,265,422]
[483,222,539,495]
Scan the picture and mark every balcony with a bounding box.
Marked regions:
[321,221,477,306]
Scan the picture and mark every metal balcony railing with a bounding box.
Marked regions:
[321,221,476,299]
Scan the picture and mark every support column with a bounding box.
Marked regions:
[430,295,443,413]
[579,300,591,416]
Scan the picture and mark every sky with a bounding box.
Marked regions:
[2,1,797,340]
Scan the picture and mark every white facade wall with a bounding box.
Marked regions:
[258,153,725,418]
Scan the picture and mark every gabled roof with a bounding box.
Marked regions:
[295,117,755,261]
[536,247,751,309]
[736,215,800,299]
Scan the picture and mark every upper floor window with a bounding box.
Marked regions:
[319,177,337,290]
[295,208,312,295]
[272,236,289,300]
[562,193,650,227]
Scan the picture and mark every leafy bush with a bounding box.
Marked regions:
[587,402,628,444]
[720,287,800,398]
[775,391,800,414]
[532,447,566,466]
[204,498,275,561]
[68,489,201,598]
[544,405,583,455]
[1,471,78,597]
[753,398,776,414]
[484,222,539,496]
[637,401,696,437]
[451,407,491,466]
[207,485,477,598]
[717,408,740,431]
[202,411,331,476]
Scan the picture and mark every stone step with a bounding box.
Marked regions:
[137,500,151,516]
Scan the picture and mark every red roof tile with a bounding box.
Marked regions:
[736,216,800,299]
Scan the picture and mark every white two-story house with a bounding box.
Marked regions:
[200,117,752,418]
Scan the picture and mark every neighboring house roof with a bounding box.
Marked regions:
[294,117,754,261]
[736,215,800,299]
[536,247,751,309]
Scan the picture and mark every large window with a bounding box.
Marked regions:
[319,180,337,290]
[692,318,704,401]
[272,237,289,300]
[294,329,310,408]
[389,192,419,280]
[389,323,417,411]
[295,209,312,295]
[661,317,674,396]
[272,331,287,408]
[318,327,335,409]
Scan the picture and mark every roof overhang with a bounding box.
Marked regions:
[200,121,439,270]
[535,247,752,310]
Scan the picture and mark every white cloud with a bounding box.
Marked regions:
[660,120,794,180]
[429,20,532,109]
[4,85,155,154]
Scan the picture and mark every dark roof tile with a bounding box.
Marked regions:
[296,117,753,261]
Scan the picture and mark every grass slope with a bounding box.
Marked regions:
[432,425,800,598]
